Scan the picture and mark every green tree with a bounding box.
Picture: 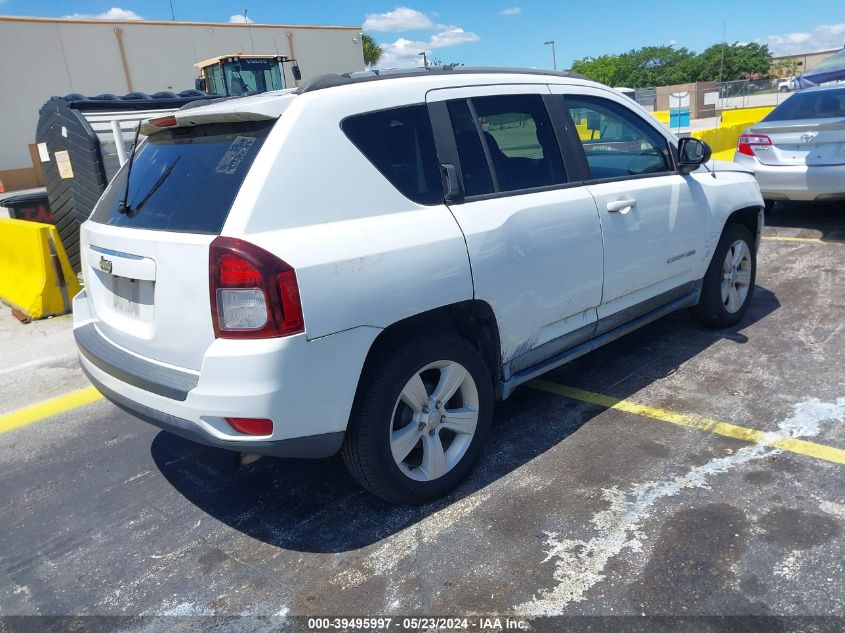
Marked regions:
[361,33,382,67]
[570,42,772,87]
[690,42,772,82]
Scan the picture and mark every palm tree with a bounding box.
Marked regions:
[362,33,382,67]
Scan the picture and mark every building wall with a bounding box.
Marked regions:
[0,16,364,189]
[771,48,841,76]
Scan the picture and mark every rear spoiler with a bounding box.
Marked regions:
[139,90,296,136]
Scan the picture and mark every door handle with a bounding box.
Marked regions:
[606,198,637,213]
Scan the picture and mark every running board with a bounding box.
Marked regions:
[497,283,702,400]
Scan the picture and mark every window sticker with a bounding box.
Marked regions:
[215,135,257,175]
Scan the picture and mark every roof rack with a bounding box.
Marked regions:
[297,66,588,94]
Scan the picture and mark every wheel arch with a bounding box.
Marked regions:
[354,300,503,404]
[724,204,764,252]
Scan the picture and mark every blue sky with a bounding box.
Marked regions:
[7,1,845,68]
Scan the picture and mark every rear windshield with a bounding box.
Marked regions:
[763,89,845,122]
[91,120,274,233]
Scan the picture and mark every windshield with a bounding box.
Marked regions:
[91,120,274,233]
[222,59,283,96]
[763,88,845,121]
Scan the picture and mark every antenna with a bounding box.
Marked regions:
[244,9,255,53]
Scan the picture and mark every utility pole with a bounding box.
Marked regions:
[544,40,557,71]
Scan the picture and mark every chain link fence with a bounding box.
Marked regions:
[633,79,795,117]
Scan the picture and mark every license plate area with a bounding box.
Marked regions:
[90,268,156,337]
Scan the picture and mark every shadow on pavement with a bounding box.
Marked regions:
[151,286,780,554]
[765,201,845,242]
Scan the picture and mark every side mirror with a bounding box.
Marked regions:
[291,65,302,81]
[195,77,207,92]
[677,137,712,174]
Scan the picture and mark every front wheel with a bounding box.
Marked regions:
[342,333,493,505]
[691,223,756,328]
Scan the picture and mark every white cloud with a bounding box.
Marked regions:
[377,26,480,67]
[762,22,845,56]
[363,7,435,32]
[229,14,254,24]
[64,7,142,20]
[500,7,521,15]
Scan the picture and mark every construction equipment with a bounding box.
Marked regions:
[194,53,302,96]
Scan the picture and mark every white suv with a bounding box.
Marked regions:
[73,68,764,504]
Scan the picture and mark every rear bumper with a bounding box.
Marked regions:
[73,290,380,457]
[82,364,344,458]
[734,153,845,202]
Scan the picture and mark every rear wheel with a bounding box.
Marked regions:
[691,223,756,328]
[764,200,776,213]
[342,332,493,505]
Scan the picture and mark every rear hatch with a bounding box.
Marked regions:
[81,119,275,370]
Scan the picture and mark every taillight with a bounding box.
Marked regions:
[225,417,273,435]
[209,237,304,339]
[737,133,771,157]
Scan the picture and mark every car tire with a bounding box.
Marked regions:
[342,332,493,505]
[764,200,776,213]
[691,223,756,328]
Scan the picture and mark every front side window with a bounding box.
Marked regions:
[342,105,442,206]
[448,94,566,196]
[566,95,672,179]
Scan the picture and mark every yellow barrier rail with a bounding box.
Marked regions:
[0,219,81,320]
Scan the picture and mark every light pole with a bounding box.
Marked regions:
[544,40,557,71]
[419,51,428,67]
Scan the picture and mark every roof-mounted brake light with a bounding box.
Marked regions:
[149,115,178,128]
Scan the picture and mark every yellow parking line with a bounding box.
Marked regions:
[0,386,104,435]
[528,379,845,465]
[763,236,845,245]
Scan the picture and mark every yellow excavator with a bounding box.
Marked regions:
[194,53,302,96]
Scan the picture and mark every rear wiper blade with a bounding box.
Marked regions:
[118,122,142,215]
[132,156,182,215]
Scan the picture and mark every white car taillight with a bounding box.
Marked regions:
[209,237,304,339]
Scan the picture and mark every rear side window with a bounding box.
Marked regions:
[92,120,273,233]
[473,94,566,192]
[763,88,845,121]
[342,105,442,205]
[447,95,566,196]
[565,96,672,179]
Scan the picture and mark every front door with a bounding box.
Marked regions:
[549,87,707,325]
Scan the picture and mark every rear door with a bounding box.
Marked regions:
[548,86,706,325]
[80,120,275,370]
[426,84,604,373]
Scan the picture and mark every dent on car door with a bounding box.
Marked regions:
[551,89,707,328]
[426,86,604,375]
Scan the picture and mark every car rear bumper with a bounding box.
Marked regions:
[82,363,345,457]
[73,290,379,457]
[733,153,845,202]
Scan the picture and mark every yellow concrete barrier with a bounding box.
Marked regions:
[0,219,81,320]
[652,110,670,124]
[692,122,748,161]
[720,106,774,127]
